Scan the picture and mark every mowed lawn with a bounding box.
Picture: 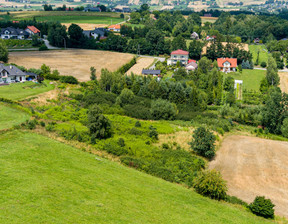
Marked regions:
[224,69,266,91]
[0,81,54,101]
[249,44,269,64]
[0,104,29,130]
[0,131,273,224]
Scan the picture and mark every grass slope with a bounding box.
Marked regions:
[0,131,273,224]
[249,44,269,64]
[0,81,54,101]
[224,69,266,91]
[0,104,30,130]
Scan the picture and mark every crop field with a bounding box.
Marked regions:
[126,57,155,75]
[9,50,135,82]
[0,81,54,101]
[279,72,288,93]
[0,130,273,224]
[200,16,218,24]
[0,104,30,130]
[7,11,125,25]
[209,135,288,217]
[249,44,269,64]
[224,69,266,91]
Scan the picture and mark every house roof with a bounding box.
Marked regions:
[185,62,198,70]
[142,69,161,75]
[217,58,237,68]
[0,64,26,76]
[171,49,189,55]
[26,26,40,34]
[1,27,29,36]
[83,28,110,37]
[108,24,121,30]
[188,59,196,63]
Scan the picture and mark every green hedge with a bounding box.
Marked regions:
[117,57,137,74]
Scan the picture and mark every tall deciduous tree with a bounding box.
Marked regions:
[0,41,8,63]
[188,40,203,60]
[266,56,280,86]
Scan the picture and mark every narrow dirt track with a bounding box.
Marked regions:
[209,135,288,217]
[279,72,288,93]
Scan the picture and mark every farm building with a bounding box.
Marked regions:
[190,32,199,40]
[0,27,29,39]
[83,28,110,39]
[167,49,189,66]
[25,26,41,37]
[108,24,121,32]
[0,64,27,83]
[217,58,237,73]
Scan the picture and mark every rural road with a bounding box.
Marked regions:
[43,39,61,50]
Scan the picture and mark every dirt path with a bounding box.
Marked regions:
[279,72,288,93]
[209,135,288,217]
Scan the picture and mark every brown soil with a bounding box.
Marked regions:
[9,50,134,82]
[209,135,288,217]
[279,72,288,93]
[126,57,155,75]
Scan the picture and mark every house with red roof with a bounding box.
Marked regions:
[108,24,121,32]
[217,58,237,73]
[167,49,189,66]
[25,26,40,37]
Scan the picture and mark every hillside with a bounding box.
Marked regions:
[0,130,273,224]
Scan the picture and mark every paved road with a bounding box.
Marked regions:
[43,39,61,50]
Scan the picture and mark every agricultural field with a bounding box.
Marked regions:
[224,69,266,91]
[0,103,30,130]
[249,44,269,65]
[209,135,288,217]
[0,81,54,101]
[200,16,218,24]
[126,57,155,75]
[0,130,274,224]
[9,50,135,82]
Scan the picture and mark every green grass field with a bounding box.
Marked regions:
[0,81,54,101]
[0,104,30,130]
[224,69,266,91]
[9,11,125,24]
[249,44,269,64]
[0,130,274,224]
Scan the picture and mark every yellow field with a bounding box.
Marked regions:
[126,57,155,75]
[9,50,134,82]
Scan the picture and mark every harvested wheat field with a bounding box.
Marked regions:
[9,50,134,82]
[279,72,288,93]
[209,135,288,217]
[126,57,155,75]
[62,23,108,30]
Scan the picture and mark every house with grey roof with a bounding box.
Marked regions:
[142,69,161,76]
[0,64,27,84]
[83,28,110,39]
[0,27,29,39]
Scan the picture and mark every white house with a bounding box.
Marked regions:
[0,64,27,84]
[25,26,41,37]
[108,24,121,32]
[0,27,29,39]
[167,49,189,66]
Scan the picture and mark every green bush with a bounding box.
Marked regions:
[39,44,48,51]
[103,142,128,156]
[124,104,152,120]
[40,121,46,127]
[117,57,136,74]
[26,119,37,130]
[60,76,78,84]
[116,88,135,106]
[151,99,177,120]
[135,121,141,127]
[225,195,248,207]
[281,118,288,138]
[193,170,227,200]
[248,196,275,219]
[117,138,125,147]
[128,127,143,135]
[189,127,216,159]
[260,61,267,68]
[45,122,56,132]
[148,126,158,140]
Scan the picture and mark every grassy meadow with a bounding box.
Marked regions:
[0,130,274,224]
[249,44,269,64]
[0,81,54,101]
[224,69,266,91]
[0,103,30,130]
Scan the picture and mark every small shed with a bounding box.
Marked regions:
[141,69,161,76]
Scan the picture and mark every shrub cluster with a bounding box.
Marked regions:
[248,196,275,219]
[60,76,79,84]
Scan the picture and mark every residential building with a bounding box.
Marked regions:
[25,26,40,37]
[217,58,237,73]
[0,64,27,83]
[83,28,110,39]
[108,24,121,32]
[0,27,29,39]
[142,69,161,76]
[185,61,198,71]
[167,49,189,66]
[84,7,101,12]
[190,32,199,40]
